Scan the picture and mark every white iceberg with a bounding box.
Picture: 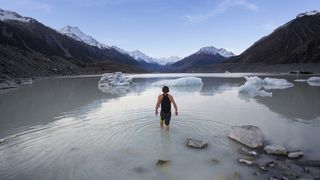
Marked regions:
[308,77,320,82]
[152,77,203,87]
[294,77,320,86]
[238,76,294,97]
[98,72,133,87]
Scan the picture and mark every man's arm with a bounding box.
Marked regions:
[155,95,162,115]
[169,95,178,116]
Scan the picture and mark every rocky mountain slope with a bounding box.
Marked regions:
[229,10,320,64]
[0,9,142,79]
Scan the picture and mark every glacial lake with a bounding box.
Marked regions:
[0,73,320,180]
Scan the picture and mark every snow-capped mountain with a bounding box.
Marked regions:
[111,47,181,65]
[127,50,159,64]
[157,56,182,65]
[58,25,110,49]
[297,10,319,18]
[0,9,35,23]
[195,46,235,58]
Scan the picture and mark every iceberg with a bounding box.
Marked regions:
[294,76,320,86]
[152,77,203,87]
[98,72,133,87]
[238,76,294,97]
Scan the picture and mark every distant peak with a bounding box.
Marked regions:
[0,8,35,23]
[59,25,110,49]
[196,46,234,58]
[297,10,319,18]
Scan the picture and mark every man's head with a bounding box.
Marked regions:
[162,86,169,93]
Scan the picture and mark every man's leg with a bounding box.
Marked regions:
[160,115,164,128]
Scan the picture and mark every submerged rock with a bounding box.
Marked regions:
[264,145,287,156]
[259,161,278,171]
[288,150,304,159]
[239,147,259,156]
[156,160,170,166]
[228,125,265,149]
[237,158,257,166]
[186,138,208,149]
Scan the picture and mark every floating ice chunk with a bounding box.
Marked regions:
[294,77,320,86]
[238,76,293,97]
[308,77,320,82]
[152,77,203,87]
[263,77,294,87]
[238,83,272,97]
[98,72,133,87]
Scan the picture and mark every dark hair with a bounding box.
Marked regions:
[162,86,169,93]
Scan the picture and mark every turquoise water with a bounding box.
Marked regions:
[0,73,319,180]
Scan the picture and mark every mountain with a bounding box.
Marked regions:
[229,10,320,64]
[59,25,110,49]
[169,46,234,70]
[0,9,142,79]
[157,56,182,65]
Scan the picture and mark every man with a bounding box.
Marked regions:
[155,86,178,130]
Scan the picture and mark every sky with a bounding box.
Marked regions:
[0,0,320,58]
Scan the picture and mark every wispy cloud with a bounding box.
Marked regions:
[185,0,258,23]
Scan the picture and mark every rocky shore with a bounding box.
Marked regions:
[155,125,320,180]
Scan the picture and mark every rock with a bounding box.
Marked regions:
[208,158,219,165]
[0,138,4,143]
[259,161,278,171]
[264,145,287,156]
[0,79,18,90]
[296,160,320,167]
[239,147,259,156]
[237,158,257,166]
[288,150,304,159]
[185,138,208,149]
[228,125,265,149]
[156,160,170,166]
[15,78,34,85]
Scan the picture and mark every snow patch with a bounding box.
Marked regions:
[152,77,203,87]
[238,76,294,97]
[0,9,34,23]
[297,10,319,18]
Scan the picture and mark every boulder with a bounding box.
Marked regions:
[288,150,304,159]
[228,125,265,148]
[264,145,287,156]
[0,138,4,143]
[186,138,208,149]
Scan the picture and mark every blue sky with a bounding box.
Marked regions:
[1,0,319,58]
